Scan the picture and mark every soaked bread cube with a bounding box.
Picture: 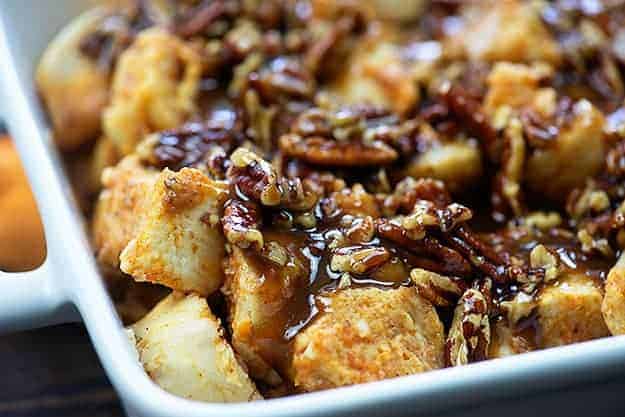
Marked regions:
[602,253,625,335]
[537,273,609,348]
[291,286,444,392]
[222,247,295,386]
[488,319,532,359]
[484,62,556,117]
[103,28,201,156]
[328,36,418,116]
[36,7,112,150]
[525,100,606,200]
[120,168,228,296]
[404,141,482,193]
[129,292,262,402]
[93,156,159,268]
[455,0,561,65]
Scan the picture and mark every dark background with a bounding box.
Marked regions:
[0,325,124,417]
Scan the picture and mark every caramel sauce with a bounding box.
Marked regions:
[239,209,416,376]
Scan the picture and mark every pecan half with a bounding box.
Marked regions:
[376,218,473,277]
[446,288,491,366]
[279,134,398,167]
[410,268,466,307]
[146,113,244,173]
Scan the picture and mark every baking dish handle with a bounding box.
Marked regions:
[0,259,74,333]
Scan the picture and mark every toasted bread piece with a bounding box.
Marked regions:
[36,7,111,150]
[92,156,159,268]
[291,286,444,392]
[103,28,201,156]
[526,100,606,200]
[484,62,556,118]
[130,292,262,402]
[328,34,418,116]
[222,247,293,386]
[120,168,228,296]
[454,0,561,65]
[602,253,625,335]
[405,141,482,193]
[488,319,532,359]
[537,273,609,348]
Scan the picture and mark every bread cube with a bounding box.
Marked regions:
[526,100,606,200]
[456,0,561,65]
[129,292,261,402]
[328,37,418,116]
[120,168,228,296]
[36,7,113,150]
[537,273,609,348]
[404,141,482,193]
[222,247,294,386]
[103,28,201,156]
[488,319,532,359]
[291,286,444,392]
[602,253,625,335]
[93,156,159,268]
[484,62,556,118]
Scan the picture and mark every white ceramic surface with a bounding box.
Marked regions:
[2,2,625,416]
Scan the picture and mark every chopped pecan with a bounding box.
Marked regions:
[529,244,561,282]
[304,13,362,78]
[222,198,263,249]
[380,177,452,217]
[249,56,316,103]
[403,200,472,234]
[410,268,466,307]
[330,246,391,275]
[446,288,491,366]
[344,216,376,243]
[260,241,289,266]
[499,291,536,326]
[492,118,526,218]
[146,114,244,173]
[228,147,318,210]
[438,83,499,159]
[173,0,227,38]
[606,141,625,179]
[79,2,153,72]
[279,106,401,166]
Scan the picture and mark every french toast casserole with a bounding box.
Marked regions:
[35,0,625,403]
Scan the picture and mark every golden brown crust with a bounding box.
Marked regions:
[103,28,201,156]
[130,292,262,402]
[222,247,288,386]
[36,7,112,150]
[537,273,609,348]
[120,168,228,296]
[602,254,625,335]
[454,0,562,65]
[92,156,158,268]
[291,286,444,392]
[404,141,483,193]
[525,100,606,200]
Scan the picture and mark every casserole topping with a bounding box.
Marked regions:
[38,0,625,403]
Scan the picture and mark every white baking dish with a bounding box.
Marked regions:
[2,1,625,416]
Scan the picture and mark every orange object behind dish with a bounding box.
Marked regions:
[0,135,46,271]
